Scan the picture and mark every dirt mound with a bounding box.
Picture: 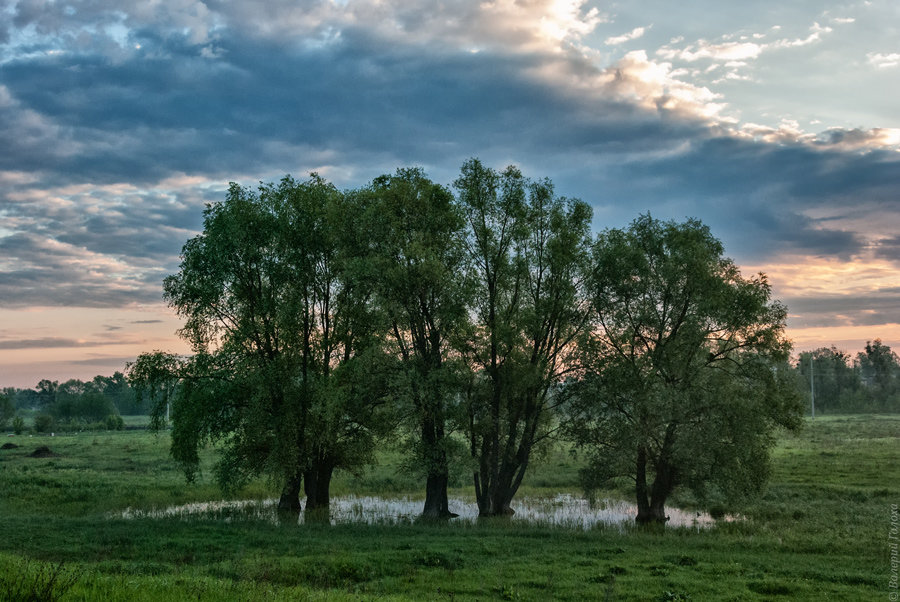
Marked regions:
[1,442,19,450]
[28,445,58,458]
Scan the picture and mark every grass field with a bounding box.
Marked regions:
[0,414,895,600]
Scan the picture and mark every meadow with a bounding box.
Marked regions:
[0,414,894,600]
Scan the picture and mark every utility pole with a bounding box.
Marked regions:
[810,355,815,420]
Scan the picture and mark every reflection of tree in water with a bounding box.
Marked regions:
[116,494,729,530]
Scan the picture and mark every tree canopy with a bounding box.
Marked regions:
[129,175,393,513]
[455,158,593,516]
[566,214,802,524]
[128,163,804,524]
[361,167,470,518]
[795,339,900,413]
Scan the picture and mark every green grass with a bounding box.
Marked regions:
[0,415,896,600]
[121,415,152,428]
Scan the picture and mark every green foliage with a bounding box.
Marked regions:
[35,379,58,410]
[129,174,394,508]
[795,341,900,413]
[12,416,24,435]
[114,163,830,531]
[796,346,862,413]
[106,414,125,431]
[94,372,143,415]
[363,166,469,517]
[33,413,55,434]
[0,394,13,429]
[3,375,137,426]
[54,386,118,423]
[454,158,593,516]
[568,214,803,522]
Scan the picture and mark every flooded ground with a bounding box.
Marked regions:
[116,493,727,530]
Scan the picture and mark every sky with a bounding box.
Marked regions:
[1,0,899,388]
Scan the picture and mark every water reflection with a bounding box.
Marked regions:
[116,493,728,530]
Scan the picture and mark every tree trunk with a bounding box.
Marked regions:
[421,410,454,519]
[304,455,334,510]
[634,445,655,524]
[472,379,543,517]
[636,450,675,525]
[422,472,451,518]
[303,455,334,523]
[647,460,675,524]
[487,493,515,516]
[477,461,518,516]
[277,472,303,513]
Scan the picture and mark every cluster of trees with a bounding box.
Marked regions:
[129,160,802,524]
[2,372,140,431]
[795,340,900,413]
[0,393,13,430]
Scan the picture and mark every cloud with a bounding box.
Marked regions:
[783,293,900,328]
[874,236,900,262]
[654,20,836,89]
[0,231,167,308]
[739,120,816,145]
[867,52,900,68]
[662,41,764,62]
[68,356,137,366]
[770,22,832,49]
[817,127,900,150]
[0,337,137,350]
[3,0,608,65]
[594,50,728,121]
[0,0,898,322]
[605,26,648,46]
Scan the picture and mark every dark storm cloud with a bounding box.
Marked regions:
[1,11,899,313]
[0,268,163,308]
[1,26,708,185]
[3,19,891,193]
[598,134,900,260]
[0,231,165,307]
[874,236,900,262]
[2,185,205,261]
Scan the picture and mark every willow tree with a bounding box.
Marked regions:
[455,158,592,516]
[567,215,802,524]
[363,168,469,519]
[128,175,391,513]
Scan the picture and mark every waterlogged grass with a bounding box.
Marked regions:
[0,415,895,600]
[112,493,722,530]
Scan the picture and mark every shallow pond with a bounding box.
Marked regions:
[116,493,727,530]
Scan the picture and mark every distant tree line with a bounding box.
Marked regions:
[795,339,900,413]
[1,372,143,433]
[128,160,804,525]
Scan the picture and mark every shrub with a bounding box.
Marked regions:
[106,414,125,431]
[12,416,24,435]
[34,413,55,433]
